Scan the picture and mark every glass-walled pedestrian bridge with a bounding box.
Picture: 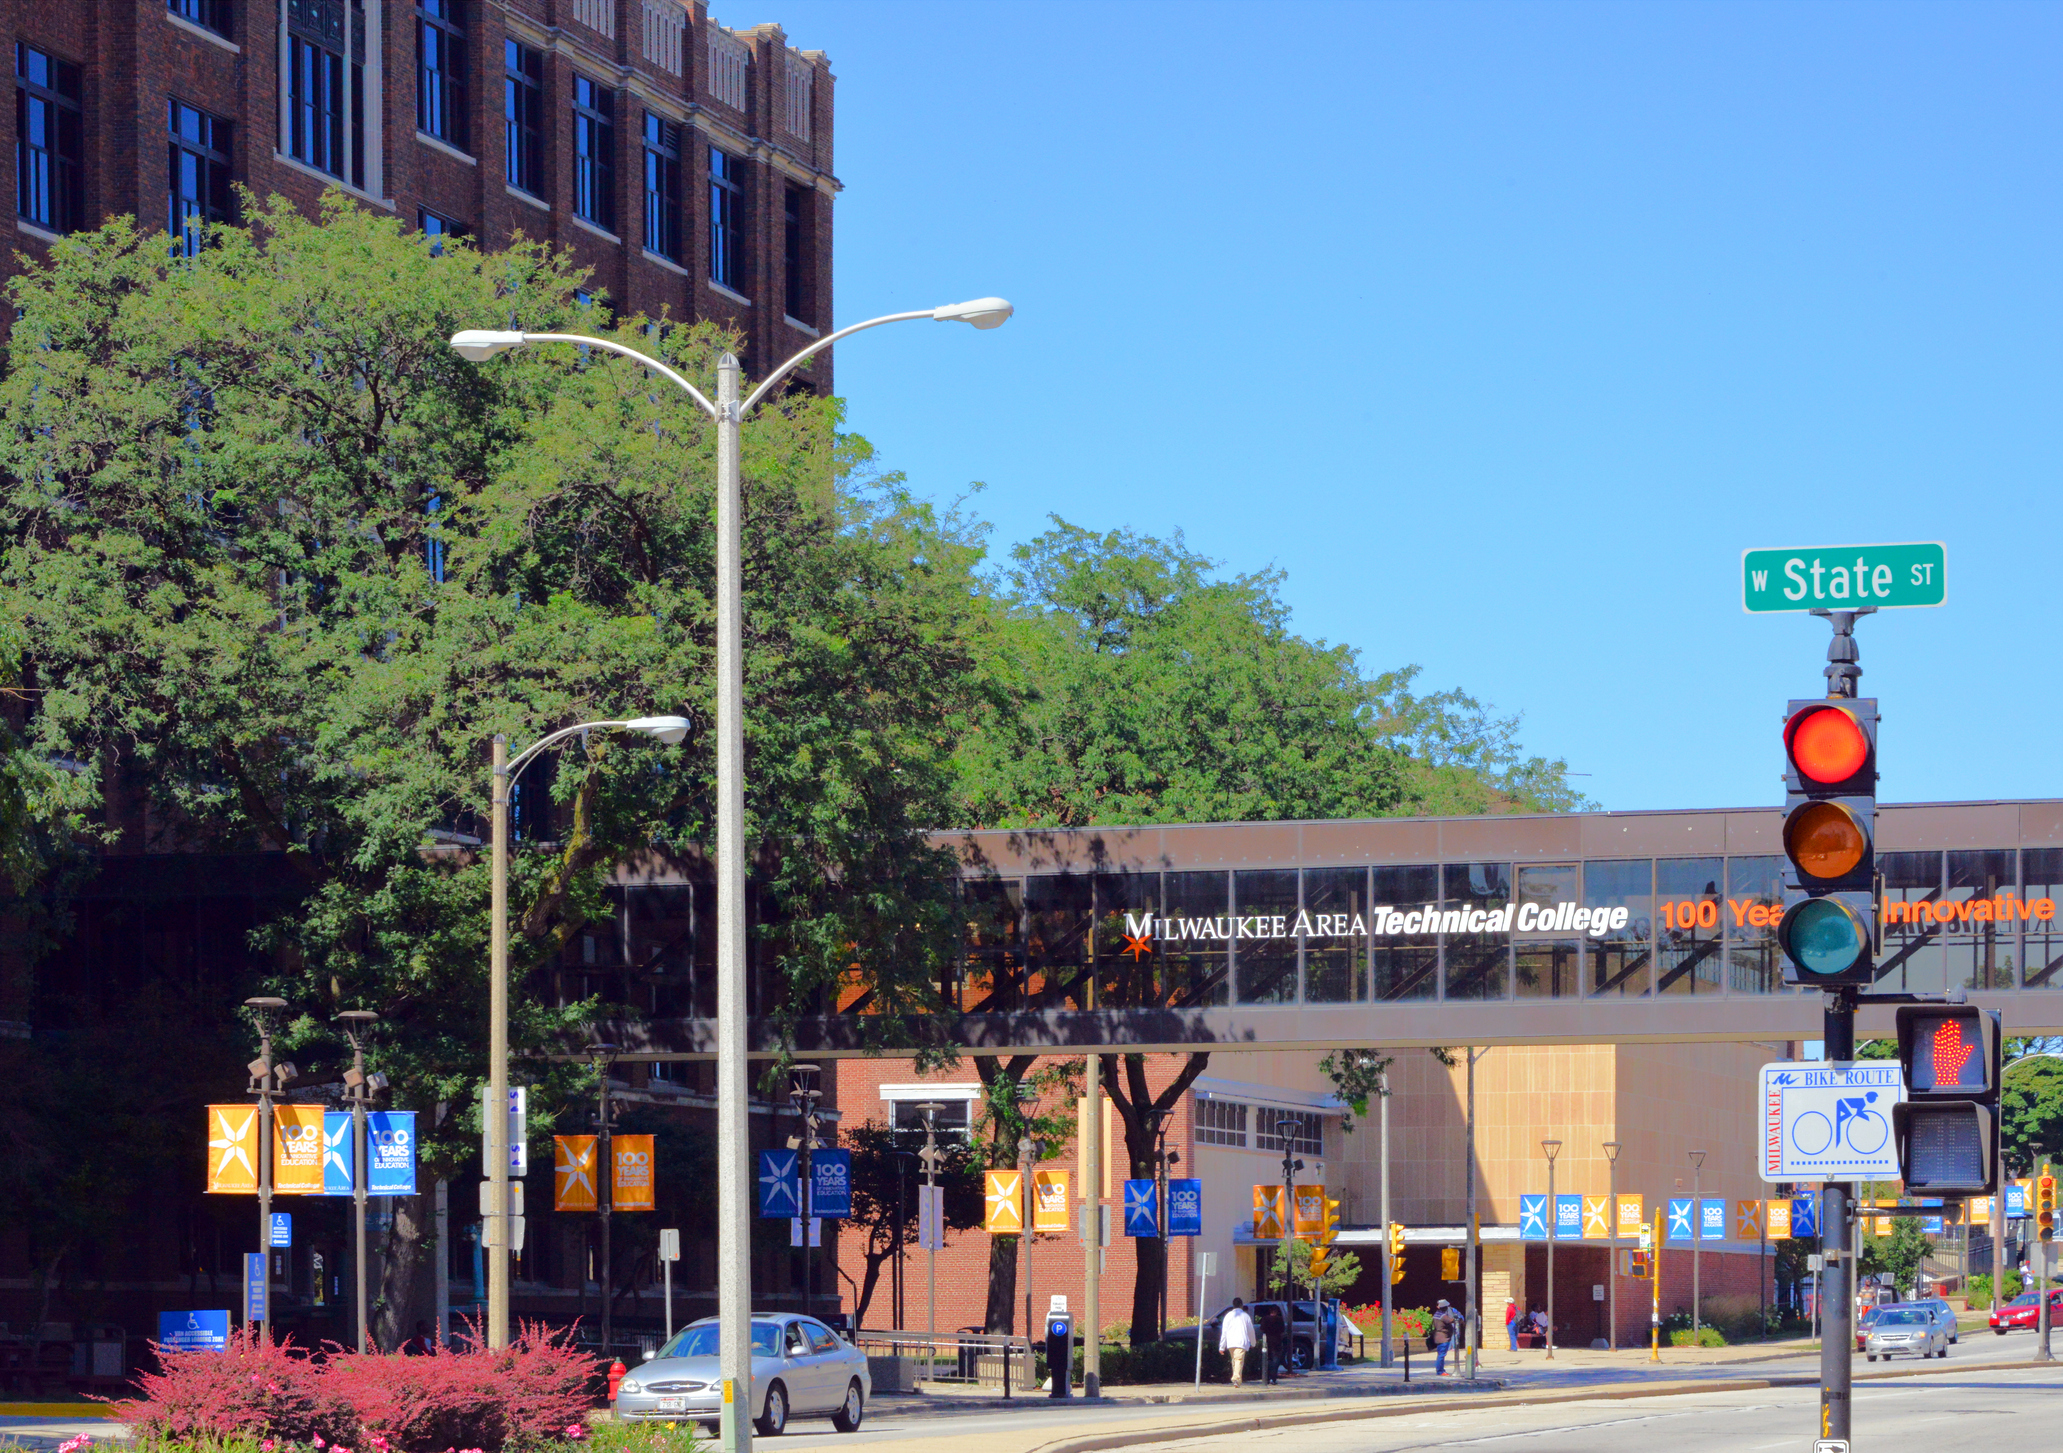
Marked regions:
[591,799,2063,1057]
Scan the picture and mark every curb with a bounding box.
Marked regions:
[880,1376,1505,1415]
[0,1406,115,1420]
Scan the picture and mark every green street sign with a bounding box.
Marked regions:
[1741,541,1946,613]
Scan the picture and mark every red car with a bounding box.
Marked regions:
[1990,1288,2063,1332]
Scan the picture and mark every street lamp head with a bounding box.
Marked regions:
[625,714,692,746]
[245,996,288,1012]
[449,329,530,362]
[1542,1137,1563,1161]
[338,1009,379,1025]
[931,297,1014,330]
[1603,1140,1621,1163]
[1688,1148,1707,1168]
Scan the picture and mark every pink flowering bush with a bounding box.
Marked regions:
[107,1322,595,1453]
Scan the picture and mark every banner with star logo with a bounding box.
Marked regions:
[206,1105,259,1193]
[554,1134,598,1212]
[984,1170,1024,1233]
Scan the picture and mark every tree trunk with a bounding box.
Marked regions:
[984,1233,1019,1335]
[854,1241,891,1328]
[1104,1051,1212,1345]
[374,1192,435,1352]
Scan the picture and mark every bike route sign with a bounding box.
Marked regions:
[1759,1062,1906,1183]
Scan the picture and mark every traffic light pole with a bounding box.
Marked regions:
[1819,988,1857,1448]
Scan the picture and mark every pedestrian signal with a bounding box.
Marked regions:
[1629,1250,1649,1279]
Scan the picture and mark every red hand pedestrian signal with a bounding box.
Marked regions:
[1930,1019,1976,1086]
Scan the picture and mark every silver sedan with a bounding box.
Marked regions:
[1864,1307,1949,1361]
[614,1315,870,1436]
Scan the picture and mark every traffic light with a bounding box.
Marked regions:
[1389,1221,1406,1284]
[2038,1175,2057,1242]
[1777,699,1879,988]
[1891,1005,2000,1196]
[1441,1246,1461,1280]
[1308,1194,1342,1278]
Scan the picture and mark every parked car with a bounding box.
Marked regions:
[1864,1307,1948,1361]
[1162,1300,1322,1367]
[1990,1288,2063,1333]
[613,1314,870,1436]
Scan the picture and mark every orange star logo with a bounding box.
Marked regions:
[1122,933,1154,961]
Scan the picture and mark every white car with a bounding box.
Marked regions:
[614,1314,870,1436]
[1863,1306,1949,1361]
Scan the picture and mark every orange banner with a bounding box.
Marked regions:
[1032,1169,1070,1231]
[1766,1199,1792,1239]
[1616,1194,1644,1237]
[206,1104,259,1193]
[1293,1186,1327,1237]
[274,1104,326,1195]
[984,1170,1023,1233]
[555,1134,598,1212]
[1252,1184,1286,1239]
[612,1135,655,1211]
[1583,1196,1611,1238]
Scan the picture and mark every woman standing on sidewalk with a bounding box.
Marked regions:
[1433,1300,1460,1375]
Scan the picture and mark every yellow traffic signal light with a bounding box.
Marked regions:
[1316,1194,1341,1243]
[1389,1221,1406,1283]
[1308,1246,1330,1277]
[2038,1175,2057,1242]
[1441,1246,1461,1280]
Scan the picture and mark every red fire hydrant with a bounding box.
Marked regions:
[607,1359,629,1404]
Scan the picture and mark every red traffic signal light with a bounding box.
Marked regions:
[1784,704,1871,785]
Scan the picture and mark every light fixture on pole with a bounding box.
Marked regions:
[788,1064,824,1317]
[454,300,1008,1453]
[339,1009,381,1353]
[483,714,688,1351]
[1602,1140,1621,1352]
[1689,1149,1708,1342]
[244,997,291,1340]
[592,1042,620,1356]
[1541,1138,1562,1359]
[917,1102,945,1349]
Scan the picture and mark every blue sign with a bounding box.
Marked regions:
[1123,1179,1159,1237]
[758,1150,801,1218]
[1700,1199,1727,1240]
[158,1309,230,1353]
[323,1110,354,1196]
[1167,1178,1203,1236]
[1791,1196,1818,1237]
[1666,1197,1694,1241]
[1921,1215,1944,1234]
[243,1252,269,1322]
[368,1111,418,1195]
[268,1213,293,1249]
[811,1149,852,1219]
[2008,1184,2028,1218]
[1519,1194,1548,1240]
[1554,1193,1582,1238]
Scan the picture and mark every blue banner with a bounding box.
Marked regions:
[758,1149,801,1218]
[1790,1196,1818,1238]
[1123,1179,1159,1237]
[243,1252,269,1322]
[811,1149,852,1219]
[1167,1178,1203,1236]
[2008,1184,2028,1218]
[1700,1199,1727,1240]
[268,1213,292,1248]
[158,1309,229,1353]
[1666,1197,1694,1241]
[1519,1194,1548,1240]
[368,1110,417,1195]
[324,1110,354,1196]
[1554,1193,1582,1238]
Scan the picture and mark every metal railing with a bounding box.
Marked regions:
[851,1327,1035,1396]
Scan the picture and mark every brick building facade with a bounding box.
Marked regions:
[4,0,835,383]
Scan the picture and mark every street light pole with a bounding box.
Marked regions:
[1689,1150,1708,1343]
[1541,1139,1561,1360]
[245,997,291,1339]
[340,1010,380,1353]
[918,1103,944,1352]
[595,1044,618,1356]
[451,298,1010,1444]
[1378,1071,1393,1368]
[789,1065,824,1319]
[1603,1140,1621,1352]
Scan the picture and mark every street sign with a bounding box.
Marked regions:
[158,1309,229,1352]
[268,1212,292,1248]
[1742,542,1945,613]
[1760,1061,1906,1181]
[1519,1194,1547,1240]
[758,1149,801,1218]
[243,1252,269,1322]
[659,1228,680,1262]
[1123,1178,1158,1236]
[1168,1177,1203,1236]
[482,1086,526,1175]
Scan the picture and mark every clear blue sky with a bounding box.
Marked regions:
[754,0,2061,813]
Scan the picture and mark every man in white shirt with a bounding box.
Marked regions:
[1218,1298,1257,1386]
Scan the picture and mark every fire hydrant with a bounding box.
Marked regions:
[607,1359,629,1404]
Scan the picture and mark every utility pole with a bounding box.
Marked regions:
[1082,1055,1102,1396]
[339,1010,380,1353]
[244,997,292,1338]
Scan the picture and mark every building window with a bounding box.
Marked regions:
[169,101,232,256]
[885,1095,973,1137]
[287,0,366,188]
[642,113,681,260]
[169,0,233,35]
[419,208,465,255]
[571,75,615,231]
[417,0,466,148]
[16,45,83,235]
[708,147,740,289]
[1195,1098,1247,1149]
[782,184,813,323]
[1253,1108,1323,1158]
[504,40,543,197]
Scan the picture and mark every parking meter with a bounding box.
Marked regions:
[1046,1307,1074,1398]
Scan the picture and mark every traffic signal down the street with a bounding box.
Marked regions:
[1778,699,1879,988]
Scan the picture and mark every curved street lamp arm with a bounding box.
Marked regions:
[504,720,633,779]
[519,334,720,418]
[739,309,935,416]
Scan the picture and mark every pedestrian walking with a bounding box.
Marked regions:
[1258,1303,1287,1384]
[1433,1299,1460,1376]
[1505,1298,1519,1351]
[1218,1298,1256,1387]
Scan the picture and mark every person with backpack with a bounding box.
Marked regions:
[1432,1299,1461,1376]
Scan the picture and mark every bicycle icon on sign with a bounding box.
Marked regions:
[1790,1091,1888,1157]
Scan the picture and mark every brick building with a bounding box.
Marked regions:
[4,0,836,384]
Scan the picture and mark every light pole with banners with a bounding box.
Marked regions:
[1277,1114,1304,1367]
[1602,1140,1621,1350]
[451,300,1010,1452]
[592,1042,619,1356]
[917,1102,945,1349]
[789,1064,824,1318]
[480,714,688,1351]
[338,1009,382,1353]
[1541,1138,1561,1359]
[244,997,294,1338]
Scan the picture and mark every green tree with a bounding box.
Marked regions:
[1865,1215,1932,1299]
[2002,1052,2063,1176]
[0,198,991,1341]
[1263,1235,1363,1302]
[840,1122,985,1328]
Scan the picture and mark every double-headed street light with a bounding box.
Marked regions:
[453,300,1010,1453]
[483,715,690,1351]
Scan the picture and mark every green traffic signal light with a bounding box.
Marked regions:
[1779,897,1872,978]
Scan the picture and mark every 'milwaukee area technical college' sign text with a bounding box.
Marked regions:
[1124,902,1636,944]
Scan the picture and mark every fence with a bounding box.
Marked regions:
[850,1328,1035,1396]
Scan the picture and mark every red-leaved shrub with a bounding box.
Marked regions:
[108,1321,594,1453]
[105,1327,353,1444]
